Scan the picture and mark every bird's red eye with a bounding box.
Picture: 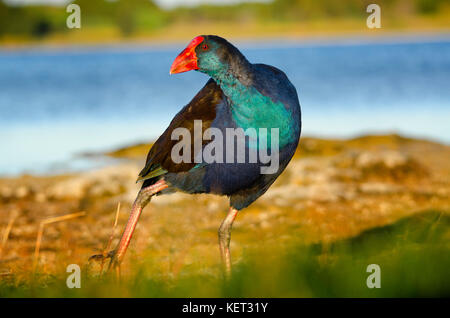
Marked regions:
[202,43,209,51]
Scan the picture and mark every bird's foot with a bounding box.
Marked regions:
[89,250,115,262]
[89,250,121,278]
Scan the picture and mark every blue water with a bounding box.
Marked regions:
[1,36,450,176]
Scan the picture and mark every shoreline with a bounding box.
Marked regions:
[1,29,450,53]
[1,133,449,180]
[1,133,449,179]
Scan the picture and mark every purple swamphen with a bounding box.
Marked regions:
[93,35,302,276]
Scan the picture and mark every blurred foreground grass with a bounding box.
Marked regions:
[1,210,448,298]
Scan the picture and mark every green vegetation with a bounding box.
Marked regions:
[1,210,448,297]
[0,0,449,44]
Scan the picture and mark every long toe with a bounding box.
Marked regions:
[88,250,115,262]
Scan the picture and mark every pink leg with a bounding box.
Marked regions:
[218,207,239,277]
[89,179,168,271]
[110,179,168,268]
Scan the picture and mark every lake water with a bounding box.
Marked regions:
[1,35,450,176]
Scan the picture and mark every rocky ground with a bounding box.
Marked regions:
[0,134,449,293]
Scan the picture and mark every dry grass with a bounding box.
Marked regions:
[0,210,18,259]
[32,211,86,272]
[98,202,121,275]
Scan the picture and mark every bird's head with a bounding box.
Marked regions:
[170,35,246,76]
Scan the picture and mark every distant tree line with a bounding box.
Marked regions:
[0,0,447,39]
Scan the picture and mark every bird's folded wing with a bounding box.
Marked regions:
[137,79,224,183]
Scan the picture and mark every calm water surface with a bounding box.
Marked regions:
[1,37,449,175]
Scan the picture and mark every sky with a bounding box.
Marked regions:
[3,0,268,9]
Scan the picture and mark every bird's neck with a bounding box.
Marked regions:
[206,56,256,109]
[208,61,295,149]
[206,54,253,94]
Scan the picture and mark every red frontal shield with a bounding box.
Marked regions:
[170,36,204,74]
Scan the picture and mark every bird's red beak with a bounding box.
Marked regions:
[170,36,204,74]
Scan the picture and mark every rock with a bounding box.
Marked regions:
[15,186,29,199]
[306,183,356,201]
[259,220,271,229]
[359,182,403,194]
[35,192,47,203]
[288,157,362,185]
[47,177,87,200]
[0,186,13,199]
[287,158,337,184]
[47,163,141,200]
[356,150,408,169]
[264,182,355,203]
[207,201,220,213]
[354,150,426,180]
[151,192,190,206]
[88,180,123,197]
